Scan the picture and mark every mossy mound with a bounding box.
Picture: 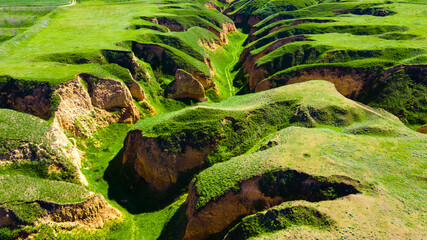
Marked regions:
[119,80,410,198]
[186,124,425,239]
[224,205,335,240]
[0,174,89,204]
[0,109,79,182]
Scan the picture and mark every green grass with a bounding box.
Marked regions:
[129,80,410,201]
[225,205,335,239]
[0,108,51,143]
[193,126,426,237]
[247,1,427,67]
[0,0,234,84]
[0,0,69,6]
[0,0,243,117]
[0,109,80,182]
[0,5,57,44]
[69,123,187,239]
[0,174,89,203]
[78,123,131,197]
[208,31,247,98]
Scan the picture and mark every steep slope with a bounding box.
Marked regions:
[0,109,87,184]
[0,175,120,234]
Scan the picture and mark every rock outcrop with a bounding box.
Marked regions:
[53,74,140,137]
[219,22,237,45]
[52,77,99,137]
[84,74,139,123]
[126,79,146,102]
[0,77,53,120]
[121,130,216,191]
[416,125,427,134]
[204,2,221,11]
[0,73,140,138]
[166,69,207,102]
[38,194,121,229]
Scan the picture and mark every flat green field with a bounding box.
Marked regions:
[0,0,69,6]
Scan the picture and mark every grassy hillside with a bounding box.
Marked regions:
[214,126,426,239]
[0,5,56,43]
[0,0,426,239]
[230,0,427,126]
[0,174,89,203]
[0,109,80,181]
[0,0,69,6]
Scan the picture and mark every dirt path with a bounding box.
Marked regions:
[224,35,245,97]
[352,101,383,118]
[61,0,76,7]
[224,49,237,97]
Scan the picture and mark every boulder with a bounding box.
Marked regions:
[166,69,207,102]
[416,125,427,134]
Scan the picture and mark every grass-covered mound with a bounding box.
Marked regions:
[131,80,405,162]
[0,109,80,182]
[0,174,90,226]
[118,80,410,204]
[0,174,89,204]
[224,205,335,240]
[186,124,426,239]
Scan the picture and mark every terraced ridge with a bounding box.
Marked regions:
[228,0,427,127]
[185,125,426,239]
[0,0,241,125]
[0,109,83,182]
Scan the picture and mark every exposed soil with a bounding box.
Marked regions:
[53,74,140,137]
[263,65,383,98]
[416,125,427,134]
[0,78,53,120]
[121,130,217,192]
[38,194,121,229]
[0,207,21,228]
[184,170,359,240]
[333,8,391,16]
[166,69,207,102]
